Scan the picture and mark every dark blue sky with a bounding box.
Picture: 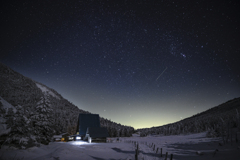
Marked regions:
[1,0,240,128]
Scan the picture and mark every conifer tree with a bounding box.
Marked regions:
[32,96,55,145]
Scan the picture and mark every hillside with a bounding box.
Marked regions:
[0,63,134,149]
[138,97,240,138]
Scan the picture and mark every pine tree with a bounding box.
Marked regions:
[5,105,36,149]
[31,96,55,145]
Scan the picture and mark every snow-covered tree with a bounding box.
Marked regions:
[5,105,36,149]
[31,96,55,145]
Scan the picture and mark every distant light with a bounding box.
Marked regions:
[71,141,87,146]
[76,136,81,140]
[71,141,93,146]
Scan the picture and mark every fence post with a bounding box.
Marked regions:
[156,147,159,154]
[170,154,173,160]
[135,149,138,160]
[137,143,139,154]
[165,152,168,160]
[135,142,139,160]
[160,148,162,157]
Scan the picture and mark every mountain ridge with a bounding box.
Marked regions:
[138,97,240,137]
[0,62,134,149]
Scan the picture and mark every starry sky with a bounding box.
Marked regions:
[1,0,240,129]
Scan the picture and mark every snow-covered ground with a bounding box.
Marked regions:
[1,132,239,160]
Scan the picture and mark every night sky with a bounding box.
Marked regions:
[1,0,240,129]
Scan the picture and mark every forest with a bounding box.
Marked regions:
[138,97,240,145]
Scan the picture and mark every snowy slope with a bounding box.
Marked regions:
[36,83,60,99]
[0,96,16,136]
[0,96,17,113]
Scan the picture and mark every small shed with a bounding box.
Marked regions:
[76,113,109,143]
[53,133,71,142]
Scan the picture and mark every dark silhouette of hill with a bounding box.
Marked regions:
[138,97,240,138]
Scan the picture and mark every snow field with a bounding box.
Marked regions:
[1,132,240,160]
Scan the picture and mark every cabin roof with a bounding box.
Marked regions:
[76,114,100,136]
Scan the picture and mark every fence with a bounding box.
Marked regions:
[124,140,173,160]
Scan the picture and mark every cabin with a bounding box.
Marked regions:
[53,133,73,142]
[76,113,109,143]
